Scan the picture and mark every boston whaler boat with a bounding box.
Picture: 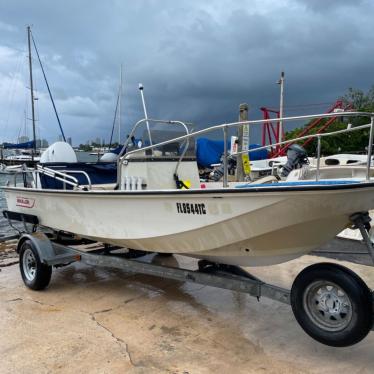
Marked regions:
[3,111,374,347]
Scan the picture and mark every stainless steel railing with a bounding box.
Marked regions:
[37,165,92,190]
[119,111,374,187]
[233,122,373,182]
[11,165,92,190]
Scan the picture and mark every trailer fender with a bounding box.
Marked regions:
[17,232,55,264]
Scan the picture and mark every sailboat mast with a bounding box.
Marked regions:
[118,64,122,144]
[27,26,37,158]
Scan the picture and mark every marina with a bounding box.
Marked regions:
[2,2,374,372]
[3,96,374,370]
[2,109,374,350]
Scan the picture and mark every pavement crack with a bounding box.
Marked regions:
[30,299,56,307]
[124,296,138,304]
[0,260,19,267]
[93,308,113,314]
[125,343,136,367]
[89,312,138,367]
[6,297,22,302]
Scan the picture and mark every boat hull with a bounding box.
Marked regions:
[4,184,374,266]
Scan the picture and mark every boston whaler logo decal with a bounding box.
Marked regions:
[16,196,35,208]
[176,202,206,215]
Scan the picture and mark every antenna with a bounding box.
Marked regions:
[27,25,37,159]
[277,71,285,143]
[138,83,152,146]
[118,64,122,144]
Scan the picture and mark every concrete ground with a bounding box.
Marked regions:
[1,242,374,373]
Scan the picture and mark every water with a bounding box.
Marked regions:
[0,152,100,236]
[0,173,13,236]
[77,152,102,163]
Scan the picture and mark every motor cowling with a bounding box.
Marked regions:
[281,144,309,177]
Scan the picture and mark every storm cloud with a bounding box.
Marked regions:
[0,0,373,145]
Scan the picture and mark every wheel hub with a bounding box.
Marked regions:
[319,290,343,314]
[22,248,37,282]
[303,281,353,332]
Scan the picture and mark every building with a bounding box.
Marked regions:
[58,135,64,142]
[35,139,48,148]
[67,137,72,146]
[18,136,29,144]
[40,139,49,148]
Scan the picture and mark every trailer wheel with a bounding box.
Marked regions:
[19,240,52,290]
[291,262,372,347]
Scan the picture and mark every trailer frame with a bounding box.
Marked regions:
[15,230,291,304]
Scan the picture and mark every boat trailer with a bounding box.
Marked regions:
[3,209,374,348]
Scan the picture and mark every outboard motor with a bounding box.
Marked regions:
[210,158,236,181]
[281,144,309,177]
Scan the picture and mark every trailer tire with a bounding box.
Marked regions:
[291,262,372,347]
[19,240,52,290]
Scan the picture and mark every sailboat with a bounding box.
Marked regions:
[1,26,70,170]
[0,27,40,173]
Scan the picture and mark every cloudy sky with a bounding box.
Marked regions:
[0,0,373,146]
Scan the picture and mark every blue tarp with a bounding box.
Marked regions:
[2,140,35,149]
[111,145,123,155]
[196,138,268,167]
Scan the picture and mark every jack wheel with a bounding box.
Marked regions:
[291,262,372,347]
[19,240,52,290]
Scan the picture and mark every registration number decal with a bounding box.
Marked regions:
[16,196,35,208]
[176,202,206,215]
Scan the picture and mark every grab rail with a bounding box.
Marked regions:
[37,165,92,190]
[118,111,374,187]
[9,165,92,190]
[10,166,93,190]
[58,170,92,190]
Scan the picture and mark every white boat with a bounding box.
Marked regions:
[5,155,40,162]
[3,112,374,267]
[250,154,374,181]
[89,151,105,156]
[4,179,374,267]
[0,163,29,174]
[282,150,374,242]
[316,153,372,167]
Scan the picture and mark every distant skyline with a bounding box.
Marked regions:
[1,0,374,145]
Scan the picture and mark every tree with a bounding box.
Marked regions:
[79,144,92,152]
[284,86,374,156]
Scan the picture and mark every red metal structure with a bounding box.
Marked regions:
[260,107,283,157]
[261,100,351,158]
